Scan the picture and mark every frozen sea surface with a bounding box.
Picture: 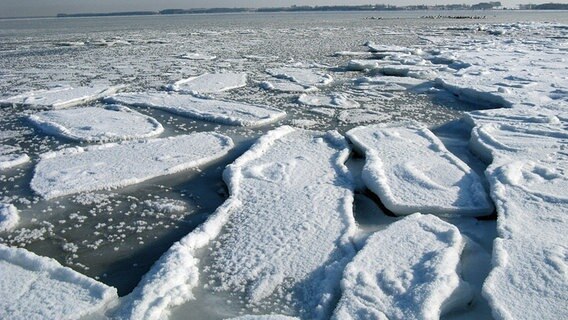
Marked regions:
[0,10,567,320]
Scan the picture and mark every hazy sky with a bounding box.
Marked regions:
[2,0,567,18]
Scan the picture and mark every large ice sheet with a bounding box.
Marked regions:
[105,92,285,127]
[0,85,121,109]
[31,132,234,199]
[170,72,247,93]
[467,110,568,320]
[119,126,356,320]
[28,106,164,142]
[347,124,493,216]
[332,213,471,320]
[0,204,19,232]
[0,244,117,319]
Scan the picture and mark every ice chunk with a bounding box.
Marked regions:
[28,106,164,142]
[298,93,359,109]
[0,152,30,170]
[170,72,247,93]
[366,42,414,54]
[346,60,380,71]
[0,244,117,319]
[105,92,285,127]
[31,132,234,199]
[0,204,19,232]
[266,67,333,86]
[229,316,299,320]
[347,124,493,216]
[119,126,356,320]
[177,53,216,60]
[332,213,471,320]
[467,112,568,320]
[0,85,122,109]
[259,79,317,93]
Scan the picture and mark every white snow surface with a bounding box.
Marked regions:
[170,72,247,93]
[229,316,299,320]
[27,105,164,142]
[347,124,493,216]
[0,204,19,232]
[0,85,121,109]
[105,92,285,127]
[0,152,30,170]
[298,93,359,109]
[467,107,568,320]
[0,244,117,319]
[118,126,356,320]
[177,53,216,60]
[332,213,471,320]
[31,132,234,199]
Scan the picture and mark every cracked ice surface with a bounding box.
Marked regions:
[119,126,356,320]
[347,124,493,216]
[0,244,117,320]
[106,92,286,127]
[31,132,234,199]
[332,213,471,320]
[27,105,164,142]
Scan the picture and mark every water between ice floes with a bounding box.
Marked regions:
[1,10,565,319]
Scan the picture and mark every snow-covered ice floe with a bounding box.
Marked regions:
[298,93,359,109]
[0,145,30,170]
[259,79,317,93]
[332,213,471,320]
[347,124,493,216]
[169,72,247,93]
[467,107,568,320]
[28,105,164,142]
[0,244,117,319]
[229,316,299,320]
[119,126,356,320]
[266,67,333,87]
[106,92,285,127]
[177,53,217,61]
[0,85,122,109]
[0,204,19,232]
[31,132,234,199]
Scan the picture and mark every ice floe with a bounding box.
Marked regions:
[170,73,247,93]
[0,244,117,319]
[467,107,568,320]
[31,132,234,199]
[298,93,359,109]
[332,213,471,320]
[0,85,121,109]
[266,67,333,87]
[106,92,285,127]
[0,204,19,232]
[119,126,356,320]
[177,53,217,61]
[0,145,30,170]
[347,124,493,216]
[259,79,317,93]
[28,106,164,142]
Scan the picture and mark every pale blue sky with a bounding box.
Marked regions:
[2,0,566,18]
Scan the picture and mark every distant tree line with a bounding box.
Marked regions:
[55,2,568,18]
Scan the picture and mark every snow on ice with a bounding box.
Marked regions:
[28,105,164,142]
[119,126,356,320]
[332,213,471,320]
[297,93,359,109]
[31,132,234,199]
[0,85,122,109]
[170,73,247,93]
[347,124,493,216]
[106,92,286,127]
[0,145,30,170]
[266,67,333,87]
[467,107,568,320]
[177,53,217,61]
[0,244,117,319]
[0,204,19,232]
